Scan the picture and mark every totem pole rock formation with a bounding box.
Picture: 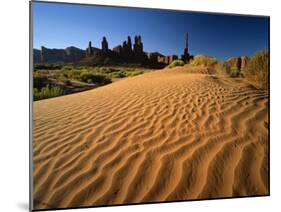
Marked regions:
[38,33,192,65]
[101,37,109,53]
[181,32,190,62]
[127,36,132,50]
[133,35,144,57]
[35,30,196,66]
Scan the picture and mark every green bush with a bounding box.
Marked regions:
[191,55,218,66]
[101,67,120,74]
[111,71,126,78]
[69,69,83,79]
[128,70,144,76]
[62,65,73,71]
[168,60,185,68]
[244,50,269,89]
[62,79,72,86]
[34,64,62,70]
[33,72,47,88]
[33,85,63,101]
[58,72,69,81]
[79,72,111,84]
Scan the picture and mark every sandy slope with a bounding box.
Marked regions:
[32,66,269,210]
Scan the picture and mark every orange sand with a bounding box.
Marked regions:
[33,66,269,209]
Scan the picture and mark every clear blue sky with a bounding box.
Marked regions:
[32,2,269,61]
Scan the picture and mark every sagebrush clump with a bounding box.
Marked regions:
[190,55,217,67]
[79,72,112,84]
[34,85,63,101]
[168,60,185,68]
[33,72,47,88]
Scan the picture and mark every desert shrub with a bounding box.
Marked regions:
[33,72,47,88]
[33,85,63,101]
[76,66,85,70]
[111,71,126,78]
[244,50,269,89]
[128,70,144,76]
[33,88,40,100]
[34,64,62,71]
[62,65,73,71]
[215,62,246,78]
[105,68,146,78]
[79,72,111,84]
[62,79,72,86]
[168,60,185,68]
[191,55,218,67]
[42,85,63,98]
[58,72,69,80]
[214,62,231,75]
[66,69,83,79]
[102,67,120,74]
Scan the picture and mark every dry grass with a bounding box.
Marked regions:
[190,55,218,67]
[168,59,185,68]
[243,50,269,89]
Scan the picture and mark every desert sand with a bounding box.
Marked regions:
[33,66,269,210]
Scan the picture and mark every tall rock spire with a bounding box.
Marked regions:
[127,36,132,51]
[133,35,143,54]
[102,37,109,53]
[185,32,189,54]
[86,41,93,56]
[181,32,190,62]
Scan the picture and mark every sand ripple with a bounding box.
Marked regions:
[33,67,269,209]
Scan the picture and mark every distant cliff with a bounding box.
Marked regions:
[33,49,41,63]
[38,46,86,63]
[33,34,192,67]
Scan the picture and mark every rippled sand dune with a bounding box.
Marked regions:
[32,67,269,210]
